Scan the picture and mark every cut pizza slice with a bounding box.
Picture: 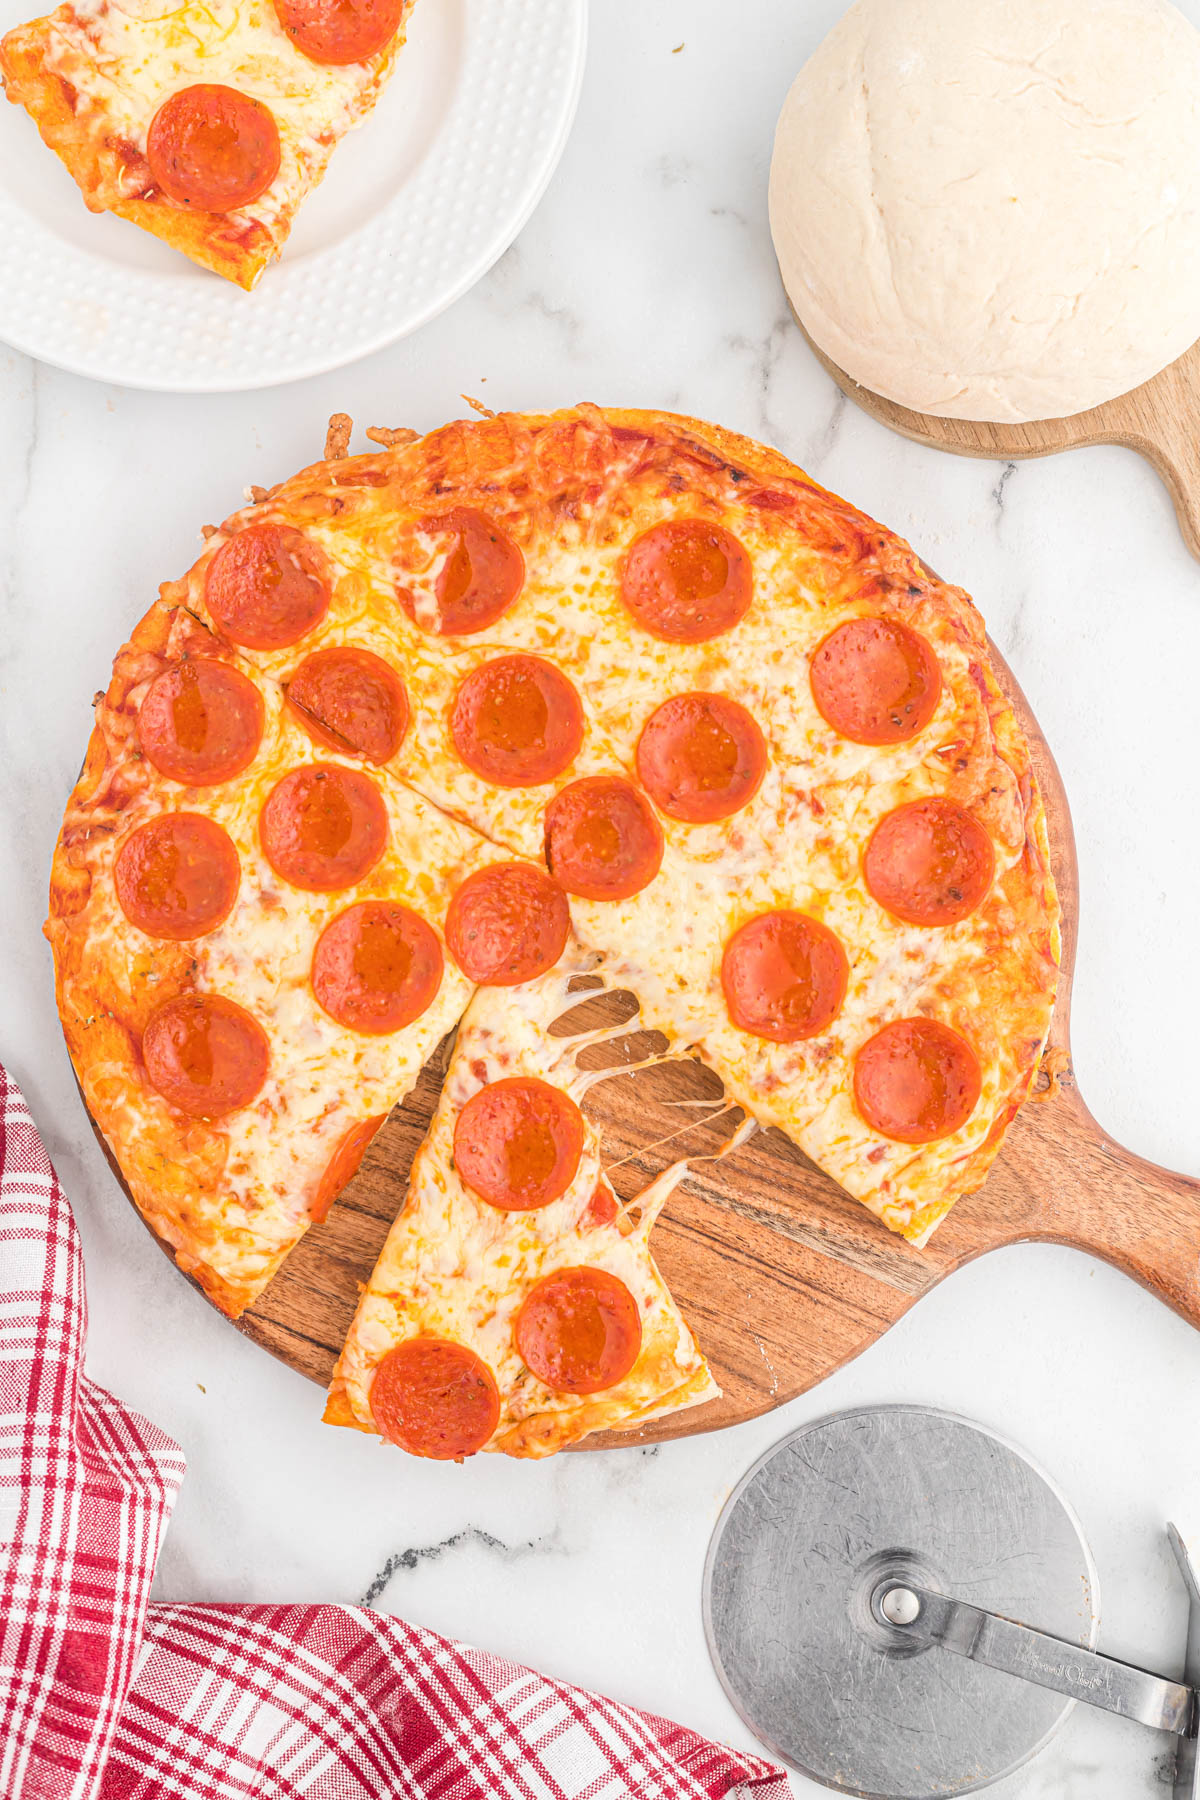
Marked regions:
[45,600,566,1315]
[1,0,415,287]
[325,951,719,1458]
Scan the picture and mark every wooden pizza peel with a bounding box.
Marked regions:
[82,645,1200,1450]
[798,317,1200,564]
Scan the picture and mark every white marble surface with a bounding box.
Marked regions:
[3,3,1200,1795]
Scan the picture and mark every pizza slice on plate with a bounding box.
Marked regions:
[0,0,415,286]
[325,950,719,1459]
[46,599,567,1315]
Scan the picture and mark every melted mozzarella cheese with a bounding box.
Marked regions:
[93,410,1056,1309]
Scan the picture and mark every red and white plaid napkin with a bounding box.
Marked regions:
[0,1062,790,1800]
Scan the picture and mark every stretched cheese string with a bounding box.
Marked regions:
[599,1101,747,1173]
[462,946,758,1241]
[605,1111,760,1240]
[524,953,760,1235]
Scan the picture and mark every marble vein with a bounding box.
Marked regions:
[358,1525,566,1610]
[992,459,1018,523]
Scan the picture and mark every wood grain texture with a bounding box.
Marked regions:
[801,325,1200,564]
[217,647,1200,1448]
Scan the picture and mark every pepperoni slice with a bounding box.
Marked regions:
[619,519,752,643]
[810,617,942,745]
[370,1338,500,1460]
[544,776,663,902]
[312,901,442,1033]
[864,799,995,927]
[205,525,331,651]
[137,659,264,788]
[114,813,240,941]
[854,1018,982,1144]
[146,85,280,212]
[142,992,268,1118]
[453,1077,585,1212]
[260,765,387,892]
[312,1113,386,1221]
[286,647,408,764]
[515,1267,642,1394]
[444,862,569,986]
[271,0,404,64]
[635,692,767,823]
[721,910,849,1042]
[397,510,524,636]
[450,656,584,788]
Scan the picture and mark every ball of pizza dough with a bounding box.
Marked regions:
[769,0,1200,422]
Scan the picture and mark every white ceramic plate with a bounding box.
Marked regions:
[0,0,587,390]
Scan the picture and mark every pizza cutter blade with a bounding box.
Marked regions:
[703,1405,1200,1799]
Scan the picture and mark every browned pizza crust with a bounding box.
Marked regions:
[46,602,266,1312]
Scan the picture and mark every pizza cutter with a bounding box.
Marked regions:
[703,1405,1200,1798]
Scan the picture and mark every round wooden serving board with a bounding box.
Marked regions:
[802,325,1200,564]
[91,649,1200,1451]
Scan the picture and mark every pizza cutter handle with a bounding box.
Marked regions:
[1169,1525,1200,1800]
[873,1575,1196,1738]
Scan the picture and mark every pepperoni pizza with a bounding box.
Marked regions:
[48,405,1060,1456]
[1,0,415,286]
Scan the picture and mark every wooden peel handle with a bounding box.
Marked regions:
[1095,338,1200,564]
[1122,417,1200,566]
[1017,1069,1200,1329]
